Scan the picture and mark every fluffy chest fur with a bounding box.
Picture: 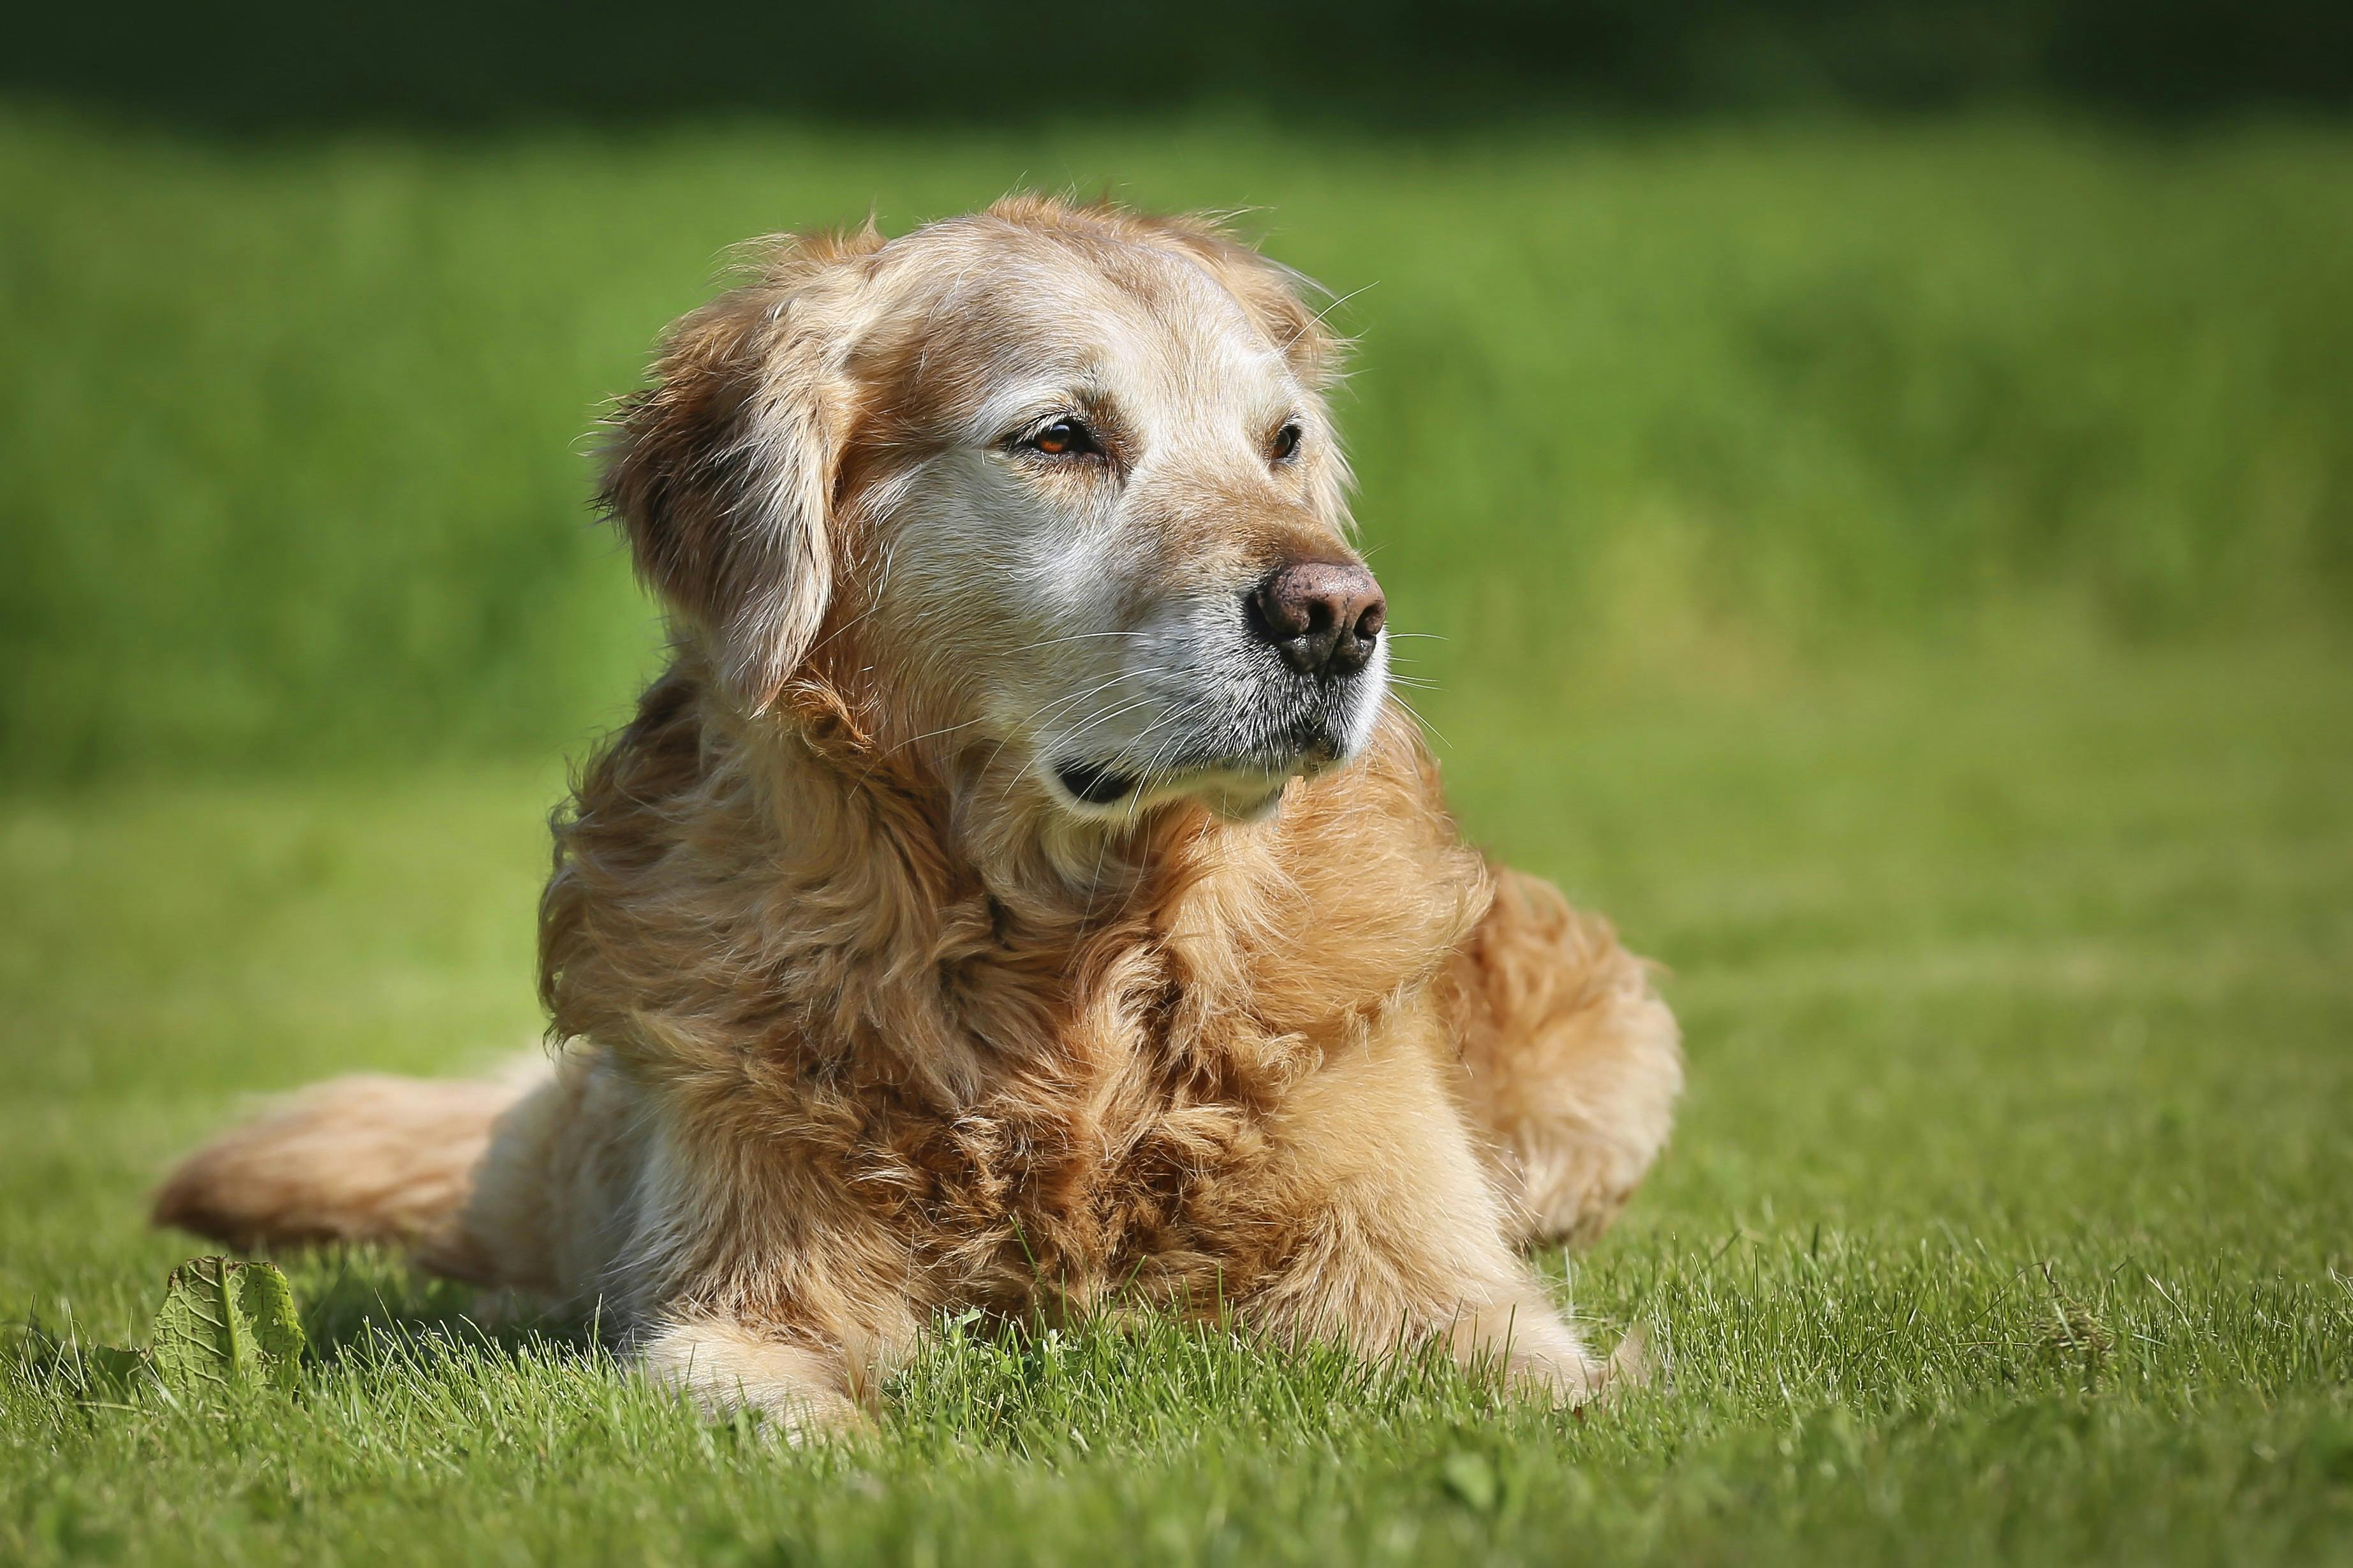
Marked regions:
[796,989,1301,1315]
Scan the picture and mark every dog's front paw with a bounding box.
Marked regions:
[635,1318,869,1442]
[1496,1319,1654,1409]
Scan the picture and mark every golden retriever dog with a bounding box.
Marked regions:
[154,196,1682,1435]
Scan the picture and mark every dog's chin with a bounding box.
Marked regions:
[1047,757,1300,826]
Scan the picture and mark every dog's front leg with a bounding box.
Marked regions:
[1246,1015,1637,1405]
[612,1120,921,1440]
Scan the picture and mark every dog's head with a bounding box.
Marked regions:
[602,196,1386,826]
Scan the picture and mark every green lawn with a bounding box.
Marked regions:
[4,634,2349,1565]
[4,104,2352,1562]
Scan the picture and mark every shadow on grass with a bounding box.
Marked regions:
[279,1244,607,1370]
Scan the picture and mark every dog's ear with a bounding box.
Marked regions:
[600,233,878,712]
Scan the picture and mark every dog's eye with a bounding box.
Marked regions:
[1269,423,1302,462]
[1025,418,1100,458]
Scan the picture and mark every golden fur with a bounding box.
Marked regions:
[154,196,1682,1434]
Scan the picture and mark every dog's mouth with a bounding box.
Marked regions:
[1047,752,1309,823]
[1039,640,1383,824]
[1052,759,1140,805]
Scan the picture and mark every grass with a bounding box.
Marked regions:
[4,111,2352,780]
[4,103,2352,1561]
[4,633,2350,1564]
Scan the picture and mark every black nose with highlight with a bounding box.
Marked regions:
[1246,560,1386,678]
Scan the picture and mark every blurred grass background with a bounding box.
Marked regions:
[4,4,2353,1561]
[4,111,2350,780]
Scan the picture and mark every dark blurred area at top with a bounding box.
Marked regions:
[13,0,2350,130]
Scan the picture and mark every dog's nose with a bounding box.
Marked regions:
[1248,560,1386,678]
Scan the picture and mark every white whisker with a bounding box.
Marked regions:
[1385,691,1452,751]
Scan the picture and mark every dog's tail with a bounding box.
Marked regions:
[152,1064,544,1261]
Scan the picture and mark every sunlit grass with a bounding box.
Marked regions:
[4,97,2349,1563]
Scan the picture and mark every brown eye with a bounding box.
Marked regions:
[1270,422,1302,462]
[1026,417,1098,457]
